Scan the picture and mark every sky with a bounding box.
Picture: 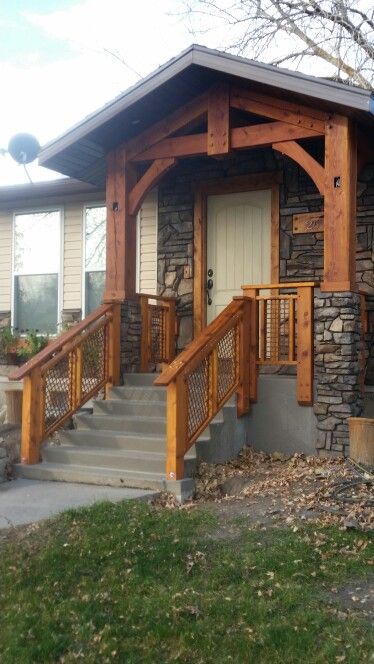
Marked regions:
[0,0,198,185]
[0,0,337,186]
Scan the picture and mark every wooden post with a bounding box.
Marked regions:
[322,116,357,292]
[20,368,43,464]
[207,82,230,156]
[106,303,121,397]
[140,296,149,372]
[165,376,186,481]
[237,297,251,416]
[288,297,296,362]
[242,288,258,402]
[296,286,314,405]
[104,148,137,302]
[165,300,176,363]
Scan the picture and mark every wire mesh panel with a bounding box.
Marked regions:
[43,353,72,435]
[217,324,239,404]
[258,296,297,364]
[149,305,166,364]
[187,356,210,439]
[81,325,106,400]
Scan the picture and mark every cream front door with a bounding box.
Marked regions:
[206,190,271,323]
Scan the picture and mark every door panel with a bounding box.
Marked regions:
[207,190,271,323]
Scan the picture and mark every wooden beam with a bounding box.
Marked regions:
[207,82,230,156]
[126,92,208,161]
[129,157,176,216]
[104,148,137,301]
[272,140,325,195]
[134,122,322,162]
[133,134,205,162]
[322,116,357,292]
[231,86,327,133]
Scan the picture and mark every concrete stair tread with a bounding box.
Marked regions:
[15,462,166,490]
[44,444,195,461]
[76,413,165,424]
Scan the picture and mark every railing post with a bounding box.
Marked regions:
[106,303,121,397]
[237,297,251,416]
[140,295,150,372]
[243,288,258,402]
[165,300,176,364]
[20,368,43,464]
[165,375,186,481]
[297,286,314,405]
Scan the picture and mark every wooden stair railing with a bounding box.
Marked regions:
[242,282,317,406]
[139,294,176,371]
[154,297,252,480]
[8,303,121,464]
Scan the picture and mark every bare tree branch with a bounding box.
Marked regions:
[182,0,374,88]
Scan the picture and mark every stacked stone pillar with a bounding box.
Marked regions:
[314,290,363,455]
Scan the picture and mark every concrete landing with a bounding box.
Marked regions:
[0,478,156,529]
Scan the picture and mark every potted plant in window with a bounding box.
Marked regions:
[0,326,20,366]
[16,330,49,363]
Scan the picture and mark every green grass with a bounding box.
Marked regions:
[0,501,372,664]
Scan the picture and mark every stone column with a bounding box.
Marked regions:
[314,290,363,456]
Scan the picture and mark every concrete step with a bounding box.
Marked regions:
[122,373,158,387]
[94,399,166,418]
[15,462,166,491]
[42,444,196,475]
[59,429,167,453]
[109,385,166,402]
[74,413,166,435]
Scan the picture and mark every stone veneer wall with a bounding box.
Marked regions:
[314,291,363,455]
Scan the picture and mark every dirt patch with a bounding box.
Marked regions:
[328,579,374,623]
[192,447,374,532]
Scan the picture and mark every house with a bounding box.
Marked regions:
[0,179,158,336]
[9,45,374,497]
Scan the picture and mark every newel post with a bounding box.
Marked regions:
[237,297,251,416]
[296,286,314,405]
[106,303,121,396]
[242,288,258,402]
[20,368,44,464]
[166,375,187,481]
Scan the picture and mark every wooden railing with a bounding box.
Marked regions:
[139,294,176,371]
[154,298,251,480]
[242,282,316,406]
[9,303,121,464]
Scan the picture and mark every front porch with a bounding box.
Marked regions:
[10,49,374,490]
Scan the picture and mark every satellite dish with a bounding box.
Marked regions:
[8,133,40,164]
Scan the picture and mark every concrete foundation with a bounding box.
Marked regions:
[245,375,317,455]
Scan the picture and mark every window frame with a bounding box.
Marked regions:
[11,206,64,335]
[82,201,106,318]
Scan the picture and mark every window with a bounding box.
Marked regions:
[13,210,61,334]
[84,205,106,315]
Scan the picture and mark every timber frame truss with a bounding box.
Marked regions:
[104,80,368,302]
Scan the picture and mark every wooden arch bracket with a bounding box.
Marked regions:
[129,158,177,216]
[272,140,325,195]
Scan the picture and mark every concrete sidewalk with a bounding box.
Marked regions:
[0,478,156,529]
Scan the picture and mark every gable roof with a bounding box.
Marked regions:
[39,44,374,187]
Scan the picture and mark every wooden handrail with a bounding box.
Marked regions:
[155,299,243,386]
[9,303,113,381]
[13,302,122,464]
[155,297,251,480]
[139,293,176,371]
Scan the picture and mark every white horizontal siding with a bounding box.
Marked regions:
[137,189,158,294]
[0,211,12,311]
[63,203,83,310]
